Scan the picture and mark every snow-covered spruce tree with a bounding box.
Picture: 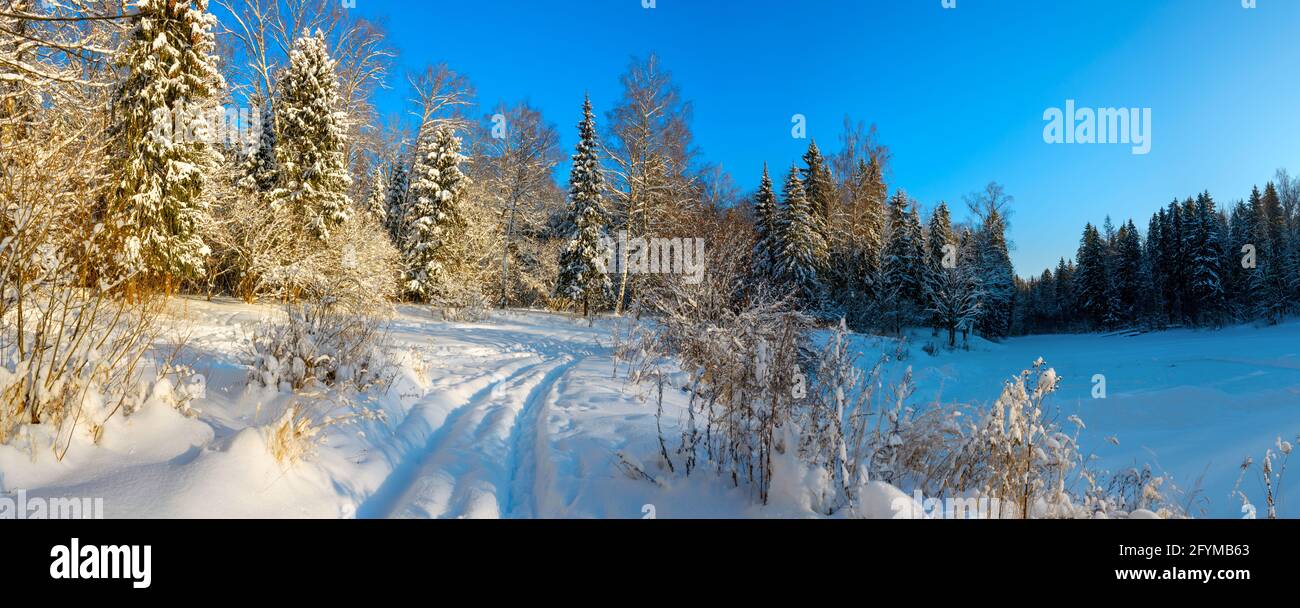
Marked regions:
[1254,182,1292,324]
[1186,193,1227,325]
[238,100,278,194]
[750,164,781,285]
[556,96,612,317]
[924,202,955,325]
[1073,223,1109,328]
[878,190,924,333]
[925,202,954,284]
[974,208,1015,338]
[272,30,353,241]
[384,158,411,245]
[364,163,388,222]
[402,124,471,303]
[1114,219,1148,323]
[104,0,225,287]
[801,140,836,235]
[774,165,827,309]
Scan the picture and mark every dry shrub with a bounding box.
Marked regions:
[619,297,1187,518]
[216,204,400,308]
[1,98,165,458]
[263,398,388,466]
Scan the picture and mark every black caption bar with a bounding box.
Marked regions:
[2,519,1290,597]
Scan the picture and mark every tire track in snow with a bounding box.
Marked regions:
[503,356,579,519]
[354,355,549,519]
[385,355,576,519]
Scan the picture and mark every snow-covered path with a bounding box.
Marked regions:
[361,354,575,519]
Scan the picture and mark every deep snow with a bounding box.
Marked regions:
[1,298,1295,518]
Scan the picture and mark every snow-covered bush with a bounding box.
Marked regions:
[245,299,391,392]
[1,87,170,457]
[438,291,491,322]
[618,298,1187,518]
[244,211,400,311]
[616,293,815,503]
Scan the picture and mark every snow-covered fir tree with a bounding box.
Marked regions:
[272,30,353,241]
[364,163,389,222]
[774,164,827,308]
[105,0,225,284]
[384,158,411,245]
[974,207,1015,337]
[924,202,955,323]
[555,96,612,316]
[1073,223,1109,328]
[1186,193,1226,324]
[750,164,780,285]
[879,190,924,333]
[238,99,278,193]
[402,124,471,303]
[801,140,836,236]
[1254,182,1292,324]
[925,202,954,281]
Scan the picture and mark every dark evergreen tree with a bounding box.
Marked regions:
[750,164,780,285]
[1074,223,1109,328]
[801,140,836,237]
[879,190,924,333]
[1187,192,1227,324]
[974,208,1014,338]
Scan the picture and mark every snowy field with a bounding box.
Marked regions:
[1,298,1295,519]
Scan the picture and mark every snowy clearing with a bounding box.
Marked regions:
[1,298,1295,519]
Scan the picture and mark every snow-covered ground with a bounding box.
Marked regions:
[1,298,1296,518]
[888,323,1300,518]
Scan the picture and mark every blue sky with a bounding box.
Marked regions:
[346,0,1300,277]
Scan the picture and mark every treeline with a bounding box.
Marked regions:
[1014,176,1300,335]
[741,144,1016,347]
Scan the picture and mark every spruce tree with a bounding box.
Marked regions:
[879,190,924,332]
[925,202,954,282]
[775,165,827,308]
[751,164,780,285]
[1187,193,1226,324]
[801,140,836,235]
[273,30,353,241]
[105,0,225,284]
[1055,257,1076,327]
[384,159,411,245]
[555,96,612,317]
[239,100,278,193]
[1074,223,1109,328]
[1115,220,1146,322]
[1145,212,1168,325]
[403,124,471,303]
[1256,182,1291,323]
[364,164,389,222]
[974,208,1015,338]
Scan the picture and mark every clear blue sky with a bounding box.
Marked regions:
[345,0,1300,278]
